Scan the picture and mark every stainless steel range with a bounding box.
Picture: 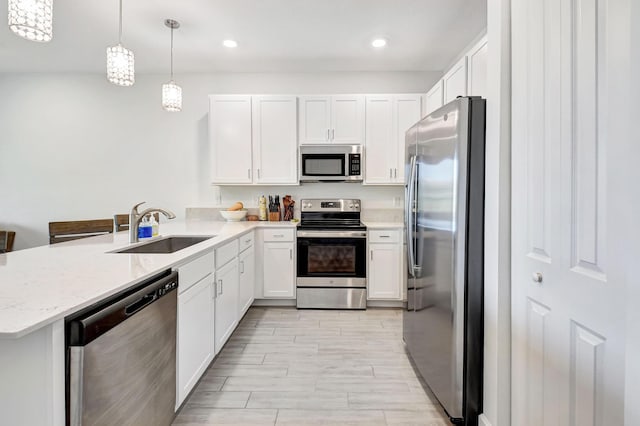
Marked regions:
[296,198,367,309]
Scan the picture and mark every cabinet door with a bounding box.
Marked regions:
[424,80,444,116]
[394,95,422,184]
[214,259,239,353]
[368,242,401,300]
[252,96,298,184]
[467,36,488,98]
[364,95,395,184]
[299,96,331,144]
[177,275,214,407]
[263,242,295,298]
[331,95,365,144]
[238,245,255,317]
[209,95,253,184]
[443,56,468,104]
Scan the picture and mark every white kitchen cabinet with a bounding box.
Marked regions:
[299,95,364,145]
[262,229,295,298]
[367,229,402,300]
[364,94,422,185]
[466,35,488,98]
[424,80,444,116]
[238,243,255,317]
[214,257,239,353]
[443,56,468,104]
[177,274,214,407]
[252,96,298,184]
[209,95,253,184]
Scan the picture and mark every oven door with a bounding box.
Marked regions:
[296,230,366,288]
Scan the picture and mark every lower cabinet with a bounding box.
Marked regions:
[262,229,295,298]
[367,229,403,300]
[176,274,214,407]
[238,245,255,316]
[214,257,239,353]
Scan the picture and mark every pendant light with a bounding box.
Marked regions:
[8,0,53,42]
[162,19,182,112]
[106,0,134,86]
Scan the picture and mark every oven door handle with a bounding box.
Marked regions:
[296,231,367,238]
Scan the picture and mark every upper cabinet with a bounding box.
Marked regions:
[252,96,298,184]
[424,33,487,114]
[443,56,468,104]
[299,95,364,145]
[209,95,298,185]
[209,95,253,184]
[364,94,422,185]
[424,81,444,116]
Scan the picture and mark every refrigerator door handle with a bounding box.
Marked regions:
[405,155,417,277]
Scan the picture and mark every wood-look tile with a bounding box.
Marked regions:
[192,375,226,392]
[222,377,316,392]
[207,365,288,377]
[214,353,266,365]
[347,392,435,410]
[384,409,450,425]
[184,391,250,408]
[276,409,386,426]
[286,364,374,377]
[255,319,319,328]
[172,408,277,425]
[242,343,318,355]
[273,327,341,336]
[231,327,276,337]
[246,391,348,409]
[315,377,411,393]
[229,335,296,344]
[262,353,346,365]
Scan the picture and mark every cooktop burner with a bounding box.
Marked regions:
[298,199,365,231]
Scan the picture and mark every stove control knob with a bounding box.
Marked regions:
[349,203,354,209]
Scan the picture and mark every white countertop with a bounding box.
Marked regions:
[0,220,296,339]
[363,221,404,229]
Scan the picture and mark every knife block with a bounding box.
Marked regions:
[268,210,281,222]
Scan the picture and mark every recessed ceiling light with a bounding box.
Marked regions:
[223,39,238,48]
[371,38,387,48]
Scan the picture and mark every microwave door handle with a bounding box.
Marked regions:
[406,155,417,277]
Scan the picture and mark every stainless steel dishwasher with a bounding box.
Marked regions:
[66,270,178,426]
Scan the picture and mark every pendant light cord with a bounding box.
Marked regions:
[118,0,123,44]
[170,26,174,80]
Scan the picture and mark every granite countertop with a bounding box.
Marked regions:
[0,220,297,339]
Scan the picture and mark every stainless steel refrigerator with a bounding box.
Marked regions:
[403,96,485,425]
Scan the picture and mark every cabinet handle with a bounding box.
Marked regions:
[290,249,293,260]
[274,234,284,238]
[247,169,251,179]
[370,250,373,260]
[327,129,330,141]
[257,169,261,179]
[389,168,393,178]
[394,168,397,178]
[240,260,245,274]
[380,235,390,238]
[331,129,335,140]
[218,279,223,295]
[213,281,217,299]
[245,239,251,243]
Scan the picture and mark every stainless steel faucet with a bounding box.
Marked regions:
[129,202,176,243]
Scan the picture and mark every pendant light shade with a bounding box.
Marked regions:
[162,19,182,112]
[8,0,53,42]
[107,0,134,86]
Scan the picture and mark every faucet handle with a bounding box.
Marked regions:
[131,201,146,215]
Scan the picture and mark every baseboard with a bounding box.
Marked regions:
[478,414,493,426]
[252,299,296,307]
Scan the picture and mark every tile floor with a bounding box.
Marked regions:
[173,307,449,426]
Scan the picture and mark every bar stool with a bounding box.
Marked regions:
[48,219,113,244]
[0,231,15,253]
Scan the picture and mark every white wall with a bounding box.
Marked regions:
[0,71,438,249]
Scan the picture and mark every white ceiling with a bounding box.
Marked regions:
[0,0,487,73]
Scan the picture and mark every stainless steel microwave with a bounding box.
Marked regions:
[299,145,363,182]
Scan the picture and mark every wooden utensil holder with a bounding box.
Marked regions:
[268,210,281,222]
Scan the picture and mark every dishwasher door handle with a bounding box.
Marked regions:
[125,293,158,316]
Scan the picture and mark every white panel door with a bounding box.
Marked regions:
[424,80,444,116]
[511,0,629,424]
[368,243,401,300]
[394,94,422,184]
[443,57,468,104]
[298,96,330,144]
[209,95,253,184]
[364,95,394,184]
[252,96,298,184]
[263,242,295,298]
[214,259,239,353]
[467,36,488,98]
[331,95,365,144]
[238,245,255,317]
[177,275,214,407]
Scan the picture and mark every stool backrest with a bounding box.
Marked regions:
[49,219,113,244]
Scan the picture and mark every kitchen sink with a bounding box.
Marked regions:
[113,236,215,254]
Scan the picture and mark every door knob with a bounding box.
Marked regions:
[532,272,543,284]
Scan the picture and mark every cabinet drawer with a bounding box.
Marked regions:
[216,239,239,269]
[239,231,254,252]
[178,250,214,294]
[263,228,294,242]
[368,230,400,243]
